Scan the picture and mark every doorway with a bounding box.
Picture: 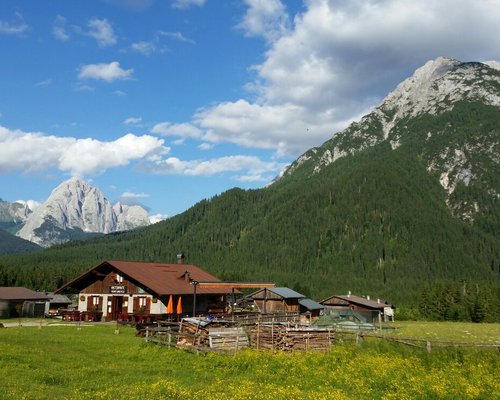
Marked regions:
[111,296,123,320]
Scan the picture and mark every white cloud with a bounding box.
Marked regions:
[74,83,95,92]
[87,18,117,47]
[158,31,195,44]
[52,15,70,41]
[131,40,157,55]
[144,154,282,180]
[178,0,500,158]
[198,142,214,151]
[237,0,290,42]
[0,13,28,35]
[152,122,203,139]
[194,99,354,156]
[78,61,133,82]
[0,125,167,176]
[116,190,151,207]
[36,79,53,87]
[121,191,149,199]
[15,199,41,212]
[149,213,168,223]
[124,117,142,125]
[130,31,194,57]
[171,0,206,10]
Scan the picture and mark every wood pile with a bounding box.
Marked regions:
[177,318,249,351]
[177,318,210,347]
[251,324,332,351]
[208,327,249,350]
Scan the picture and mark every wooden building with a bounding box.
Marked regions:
[55,260,235,321]
[298,298,325,322]
[0,287,50,318]
[44,293,73,316]
[249,287,305,313]
[320,293,395,323]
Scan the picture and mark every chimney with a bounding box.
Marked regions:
[347,291,351,297]
[176,253,185,264]
[184,271,191,283]
[377,298,380,304]
[366,295,370,300]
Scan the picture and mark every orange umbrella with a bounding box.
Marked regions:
[166,295,174,314]
[176,296,183,314]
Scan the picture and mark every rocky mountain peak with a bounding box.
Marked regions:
[282,57,500,178]
[378,57,500,134]
[278,56,500,226]
[16,178,150,247]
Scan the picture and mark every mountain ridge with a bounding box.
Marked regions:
[280,57,500,229]
[12,177,151,248]
[1,57,499,316]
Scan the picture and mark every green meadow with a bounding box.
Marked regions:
[0,322,499,400]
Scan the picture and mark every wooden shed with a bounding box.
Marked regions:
[247,287,306,313]
[320,293,395,323]
[44,293,74,316]
[299,298,325,323]
[55,260,235,322]
[0,287,50,318]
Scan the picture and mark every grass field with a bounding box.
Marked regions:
[390,321,500,343]
[0,321,499,399]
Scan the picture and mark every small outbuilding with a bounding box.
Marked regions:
[320,293,395,323]
[0,287,50,318]
[246,287,324,323]
[299,298,325,322]
[44,293,74,316]
[248,287,306,313]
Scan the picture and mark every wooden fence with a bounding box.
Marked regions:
[225,312,301,326]
[336,330,500,353]
[250,324,333,351]
[143,320,500,354]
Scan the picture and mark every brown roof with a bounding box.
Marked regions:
[320,294,394,310]
[0,287,50,301]
[56,260,235,296]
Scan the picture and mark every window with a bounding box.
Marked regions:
[115,273,124,283]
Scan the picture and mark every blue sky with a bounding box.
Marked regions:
[1,0,500,221]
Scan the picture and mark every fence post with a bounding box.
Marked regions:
[271,318,275,350]
[426,341,432,353]
[256,322,260,351]
[356,332,363,346]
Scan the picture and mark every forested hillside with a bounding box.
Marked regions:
[1,58,499,321]
[0,229,41,255]
[1,143,499,311]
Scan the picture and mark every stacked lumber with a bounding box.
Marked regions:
[251,324,332,351]
[208,327,249,350]
[177,318,210,347]
[177,318,248,351]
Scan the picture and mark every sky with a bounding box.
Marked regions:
[1,0,500,221]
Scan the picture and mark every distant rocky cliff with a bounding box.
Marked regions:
[16,178,150,247]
